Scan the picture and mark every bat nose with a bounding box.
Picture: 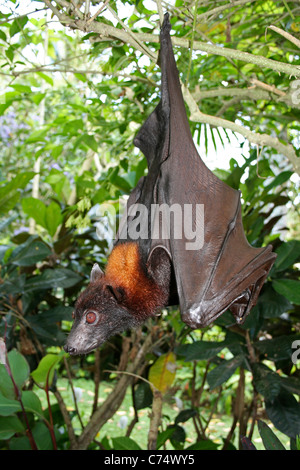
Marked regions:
[64,344,77,355]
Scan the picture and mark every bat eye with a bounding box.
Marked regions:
[86,311,97,324]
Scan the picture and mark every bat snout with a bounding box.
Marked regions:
[63,344,78,355]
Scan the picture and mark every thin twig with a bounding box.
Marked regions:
[92,348,101,415]
[156,0,164,26]
[53,388,77,447]
[250,78,286,97]
[148,389,163,450]
[86,0,110,25]
[104,369,158,391]
[63,356,85,429]
[268,24,300,48]
[185,0,198,86]
[126,384,139,438]
[203,386,222,434]
[107,4,157,61]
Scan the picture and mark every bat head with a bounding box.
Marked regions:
[64,263,139,355]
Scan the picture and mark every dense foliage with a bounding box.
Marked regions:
[0,0,299,450]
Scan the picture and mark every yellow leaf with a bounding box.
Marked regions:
[291,22,300,32]
[148,352,176,393]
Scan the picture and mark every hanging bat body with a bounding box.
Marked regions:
[64,13,276,355]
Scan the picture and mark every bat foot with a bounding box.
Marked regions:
[162,12,171,34]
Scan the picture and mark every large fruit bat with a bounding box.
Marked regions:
[64,13,276,355]
[116,12,276,329]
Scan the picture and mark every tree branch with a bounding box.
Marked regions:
[268,24,300,49]
[148,389,163,450]
[42,1,300,174]
[195,0,258,22]
[72,332,154,450]
[42,2,300,77]
[194,85,298,109]
[183,84,300,175]
[53,388,77,447]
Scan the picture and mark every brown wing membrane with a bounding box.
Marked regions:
[117,13,276,328]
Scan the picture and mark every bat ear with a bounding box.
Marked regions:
[90,263,104,283]
[106,285,125,303]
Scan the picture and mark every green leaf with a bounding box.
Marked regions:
[134,381,152,410]
[21,391,44,418]
[35,71,54,86]
[176,340,227,361]
[10,84,31,94]
[156,428,176,449]
[0,190,19,215]
[32,421,53,450]
[45,201,63,237]
[5,46,14,62]
[45,170,70,201]
[0,392,21,416]
[82,134,98,152]
[40,305,73,323]
[8,436,32,450]
[273,279,300,305]
[109,167,132,193]
[92,187,111,204]
[51,144,64,159]
[0,172,35,215]
[7,350,30,390]
[265,391,300,439]
[25,127,48,143]
[32,92,46,105]
[0,273,26,295]
[174,409,197,425]
[207,355,244,390]
[264,171,293,192]
[31,352,66,388]
[10,16,28,37]
[0,416,24,440]
[22,197,46,227]
[10,239,51,266]
[254,334,300,363]
[273,240,300,272]
[257,420,286,450]
[257,284,293,318]
[22,198,62,237]
[186,440,220,450]
[74,73,87,82]
[111,436,142,450]
[252,363,281,401]
[24,268,82,292]
[63,118,84,134]
[168,424,186,450]
[0,30,6,42]
[0,364,15,399]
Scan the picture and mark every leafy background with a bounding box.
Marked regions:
[0,0,299,451]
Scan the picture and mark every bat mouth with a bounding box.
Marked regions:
[64,340,100,356]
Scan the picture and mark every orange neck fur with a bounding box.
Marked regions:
[105,242,165,319]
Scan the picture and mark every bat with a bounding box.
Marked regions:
[64,13,276,355]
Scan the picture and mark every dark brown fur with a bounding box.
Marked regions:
[64,243,171,354]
